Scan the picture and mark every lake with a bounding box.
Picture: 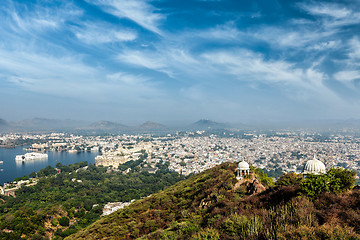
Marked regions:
[0,146,97,184]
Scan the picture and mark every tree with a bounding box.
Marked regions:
[300,174,330,197]
[327,167,356,193]
[276,173,303,187]
[29,172,37,178]
[59,216,70,227]
[300,167,357,196]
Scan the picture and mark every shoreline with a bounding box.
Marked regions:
[0,144,27,149]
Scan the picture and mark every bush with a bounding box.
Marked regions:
[327,168,356,193]
[222,214,262,237]
[301,168,357,197]
[192,228,220,240]
[276,173,303,187]
[58,216,70,227]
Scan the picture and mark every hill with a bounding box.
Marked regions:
[0,118,8,126]
[138,121,166,130]
[82,121,129,133]
[9,118,87,132]
[0,161,186,240]
[189,119,230,130]
[67,163,360,239]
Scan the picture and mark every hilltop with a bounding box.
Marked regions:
[0,118,8,126]
[189,119,230,130]
[138,121,166,130]
[67,163,360,239]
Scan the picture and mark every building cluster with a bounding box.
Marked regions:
[0,179,38,197]
[1,131,360,176]
[101,200,134,216]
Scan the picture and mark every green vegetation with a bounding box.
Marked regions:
[300,167,356,196]
[252,167,275,187]
[0,160,358,240]
[0,161,185,239]
[276,172,303,187]
[68,163,359,240]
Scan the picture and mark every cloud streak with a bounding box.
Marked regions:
[85,0,165,35]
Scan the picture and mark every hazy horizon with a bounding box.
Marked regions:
[1,1,360,123]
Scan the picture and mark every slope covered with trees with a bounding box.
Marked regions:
[0,161,185,239]
[68,163,359,240]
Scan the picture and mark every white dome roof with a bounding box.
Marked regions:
[238,160,250,170]
[303,155,326,174]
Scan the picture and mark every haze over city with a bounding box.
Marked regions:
[1,0,360,124]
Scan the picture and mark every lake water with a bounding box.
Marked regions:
[0,146,97,184]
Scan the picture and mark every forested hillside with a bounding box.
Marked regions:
[68,162,360,240]
[0,161,185,239]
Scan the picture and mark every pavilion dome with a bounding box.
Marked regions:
[238,160,250,170]
[303,155,326,175]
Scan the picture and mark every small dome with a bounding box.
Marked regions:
[238,160,250,170]
[303,155,326,175]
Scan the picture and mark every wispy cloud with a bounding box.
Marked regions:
[0,48,160,103]
[85,0,165,35]
[348,37,360,60]
[299,2,360,28]
[3,2,81,34]
[200,49,339,102]
[73,22,137,44]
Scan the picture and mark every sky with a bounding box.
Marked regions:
[1,0,360,124]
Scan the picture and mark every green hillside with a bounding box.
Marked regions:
[0,161,186,240]
[67,162,360,240]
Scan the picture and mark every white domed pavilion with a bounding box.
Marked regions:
[303,155,326,175]
[237,160,250,179]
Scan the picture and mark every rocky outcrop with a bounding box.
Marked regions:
[247,178,266,195]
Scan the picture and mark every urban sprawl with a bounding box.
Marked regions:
[1,130,360,177]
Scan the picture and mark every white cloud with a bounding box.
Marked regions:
[348,37,360,60]
[299,2,360,28]
[5,3,82,34]
[117,50,176,77]
[301,3,351,19]
[334,71,360,82]
[196,22,244,41]
[252,26,335,49]
[200,49,339,102]
[86,0,164,35]
[307,40,339,51]
[0,49,161,102]
[106,72,148,85]
[73,23,137,44]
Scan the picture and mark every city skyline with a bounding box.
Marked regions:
[1,0,360,123]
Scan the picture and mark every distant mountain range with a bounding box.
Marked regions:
[0,118,172,133]
[5,118,87,132]
[2,117,359,133]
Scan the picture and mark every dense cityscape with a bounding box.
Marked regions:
[1,130,360,178]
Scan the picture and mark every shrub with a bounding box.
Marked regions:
[222,214,262,237]
[192,228,220,240]
[327,168,356,193]
[58,216,70,227]
[301,168,357,197]
[276,173,303,186]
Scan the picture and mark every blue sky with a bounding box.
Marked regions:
[1,0,360,124]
